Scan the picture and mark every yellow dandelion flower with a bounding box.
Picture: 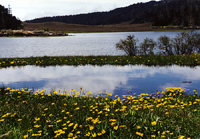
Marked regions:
[151,135,156,138]
[68,133,73,137]
[34,125,41,128]
[68,123,74,127]
[23,134,28,138]
[137,126,140,129]
[44,108,48,111]
[38,130,42,133]
[151,121,157,126]
[89,125,94,130]
[165,112,169,115]
[48,125,53,127]
[114,126,118,130]
[136,132,143,137]
[86,132,90,136]
[35,117,40,121]
[73,124,78,129]
[178,135,185,139]
[61,110,65,112]
[18,119,22,121]
[119,125,126,128]
[56,120,62,123]
[92,133,97,137]
[74,103,77,105]
[109,119,117,122]
[101,129,106,134]
[0,119,5,122]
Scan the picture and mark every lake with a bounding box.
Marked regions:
[1,65,200,98]
[1,31,200,97]
[1,30,200,58]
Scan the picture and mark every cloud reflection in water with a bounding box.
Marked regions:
[0,65,200,96]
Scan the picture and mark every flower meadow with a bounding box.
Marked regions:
[0,54,200,68]
[0,87,200,139]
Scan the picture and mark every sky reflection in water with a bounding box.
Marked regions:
[0,65,200,97]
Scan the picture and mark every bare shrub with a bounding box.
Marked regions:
[171,31,200,55]
[157,35,173,55]
[139,38,156,55]
[116,35,139,56]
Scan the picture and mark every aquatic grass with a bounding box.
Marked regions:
[0,54,200,68]
[0,87,200,138]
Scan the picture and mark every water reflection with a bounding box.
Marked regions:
[0,65,200,97]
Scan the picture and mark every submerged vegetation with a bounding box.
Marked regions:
[0,54,200,68]
[0,87,200,138]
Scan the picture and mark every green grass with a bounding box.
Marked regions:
[0,54,200,68]
[0,87,200,139]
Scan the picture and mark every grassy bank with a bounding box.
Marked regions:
[0,55,200,68]
[0,87,200,138]
[23,22,195,33]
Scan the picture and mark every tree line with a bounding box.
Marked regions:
[26,0,200,27]
[25,1,162,25]
[116,31,200,56]
[0,5,21,30]
[152,0,200,26]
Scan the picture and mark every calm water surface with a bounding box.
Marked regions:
[1,31,200,58]
[1,65,200,97]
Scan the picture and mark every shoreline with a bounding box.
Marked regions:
[1,22,200,36]
[0,29,68,37]
[21,22,200,33]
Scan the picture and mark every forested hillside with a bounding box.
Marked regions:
[152,0,200,26]
[26,0,200,26]
[25,1,161,25]
[0,5,21,30]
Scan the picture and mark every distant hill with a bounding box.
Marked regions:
[0,4,22,30]
[25,0,161,25]
[26,0,200,27]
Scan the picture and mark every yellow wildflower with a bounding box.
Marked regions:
[151,121,157,126]
[114,126,118,130]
